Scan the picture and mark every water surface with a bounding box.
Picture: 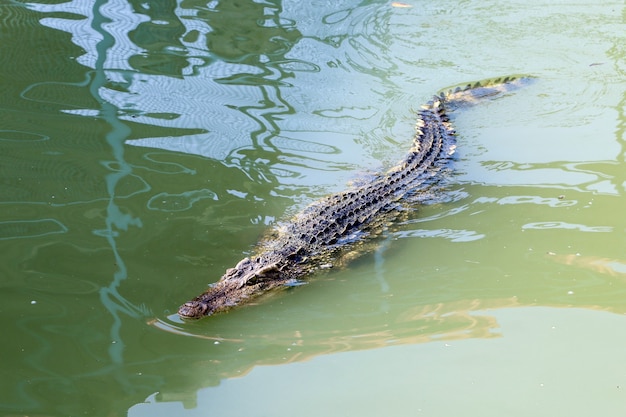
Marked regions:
[1,0,626,416]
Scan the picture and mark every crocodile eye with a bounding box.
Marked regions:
[235,257,251,269]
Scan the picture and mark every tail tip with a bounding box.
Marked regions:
[439,75,535,107]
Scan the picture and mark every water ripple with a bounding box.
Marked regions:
[395,228,485,243]
[0,2,40,31]
[0,219,68,240]
[269,135,340,155]
[474,195,577,208]
[147,189,218,212]
[522,222,613,233]
[0,129,49,142]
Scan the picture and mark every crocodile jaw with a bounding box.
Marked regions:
[177,257,292,319]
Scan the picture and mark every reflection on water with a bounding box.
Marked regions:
[2,0,626,416]
[131,307,626,417]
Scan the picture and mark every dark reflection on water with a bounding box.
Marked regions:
[127,0,191,77]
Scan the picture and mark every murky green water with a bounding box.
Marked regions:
[2,0,626,416]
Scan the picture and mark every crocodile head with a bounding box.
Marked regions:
[177,256,290,319]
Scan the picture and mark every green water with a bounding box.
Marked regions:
[1,0,626,416]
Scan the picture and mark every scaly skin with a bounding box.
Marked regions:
[178,76,532,319]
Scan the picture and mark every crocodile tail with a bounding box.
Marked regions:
[437,75,535,108]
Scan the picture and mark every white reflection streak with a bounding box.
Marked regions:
[522,222,613,232]
[25,0,150,371]
[28,0,148,364]
[87,0,151,368]
[35,0,147,69]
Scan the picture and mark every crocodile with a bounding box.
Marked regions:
[178,76,532,319]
